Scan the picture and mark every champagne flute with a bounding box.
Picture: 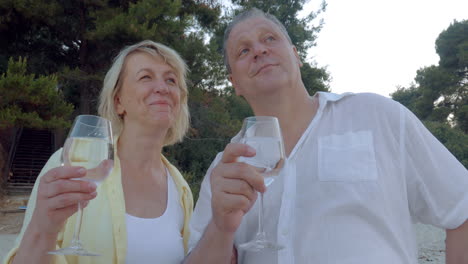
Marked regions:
[237,116,285,252]
[49,115,114,256]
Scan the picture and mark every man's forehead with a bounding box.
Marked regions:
[228,16,281,44]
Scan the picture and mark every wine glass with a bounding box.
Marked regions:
[237,116,285,252]
[48,115,114,256]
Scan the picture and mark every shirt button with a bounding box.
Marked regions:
[282,229,289,236]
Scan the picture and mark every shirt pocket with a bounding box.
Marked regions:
[318,130,378,182]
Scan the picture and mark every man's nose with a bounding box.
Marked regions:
[253,43,268,60]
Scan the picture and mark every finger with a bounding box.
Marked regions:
[215,193,253,214]
[49,192,97,210]
[50,200,90,221]
[221,143,256,163]
[42,166,87,183]
[53,203,79,220]
[217,162,266,193]
[45,179,97,198]
[221,178,257,202]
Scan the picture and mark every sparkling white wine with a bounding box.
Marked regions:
[239,136,284,186]
[62,137,114,185]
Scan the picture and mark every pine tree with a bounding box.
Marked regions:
[0,57,73,129]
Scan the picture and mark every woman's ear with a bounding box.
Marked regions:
[115,94,125,116]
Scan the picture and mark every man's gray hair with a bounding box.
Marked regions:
[223,8,293,73]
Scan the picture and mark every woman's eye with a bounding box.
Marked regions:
[140,75,151,80]
[166,78,176,84]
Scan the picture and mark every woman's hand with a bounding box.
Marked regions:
[11,166,97,264]
[29,166,97,236]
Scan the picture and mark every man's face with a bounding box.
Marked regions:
[226,16,302,98]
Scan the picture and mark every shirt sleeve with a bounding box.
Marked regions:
[187,152,223,253]
[2,149,70,264]
[403,105,468,229]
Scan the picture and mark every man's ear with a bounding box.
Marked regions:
[293,46,303,67]
[228,74,242,96]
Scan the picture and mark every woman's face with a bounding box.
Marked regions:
[115,51,181,131]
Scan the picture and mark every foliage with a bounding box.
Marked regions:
[1,0,332,197]
[0,0,221,113]
[424,121,468,168]
[392,19,468,168]
[0,57,73,129]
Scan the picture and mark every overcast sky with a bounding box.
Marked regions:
[302,0,468,97]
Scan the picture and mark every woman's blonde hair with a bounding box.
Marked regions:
[98,40,189,146]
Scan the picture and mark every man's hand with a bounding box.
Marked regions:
[210,143,266,234]
[446,219,468,264]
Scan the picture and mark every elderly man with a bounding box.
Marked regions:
[185,8,468,264]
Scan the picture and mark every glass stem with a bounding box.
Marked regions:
[257,192,266,238]
[70,202,84,246]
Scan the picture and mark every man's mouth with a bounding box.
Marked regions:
[255,64,276,76]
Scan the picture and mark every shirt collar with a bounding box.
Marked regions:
[315,91,354,103]
[230,92,353,143]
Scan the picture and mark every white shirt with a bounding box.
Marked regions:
[125,170,185,264]
[189,92,468,264]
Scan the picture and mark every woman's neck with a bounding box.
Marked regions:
[117,125,166,175]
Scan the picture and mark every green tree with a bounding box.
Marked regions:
[1,0,331,196]
[392,20,468,168]
[0,0,221,113]
[0,57,73,129]
[424,121,468,168]
[0,0,225,197]
[392,20,467,130]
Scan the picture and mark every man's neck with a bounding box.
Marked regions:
[250,86,319,156]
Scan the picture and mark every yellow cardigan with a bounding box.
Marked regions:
[3,145,193,264]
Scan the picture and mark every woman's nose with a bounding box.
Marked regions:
[152,80,169,94]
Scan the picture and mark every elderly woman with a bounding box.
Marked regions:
[4,40,193,264]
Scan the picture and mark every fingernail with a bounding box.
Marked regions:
[88,182,97,190]
[246,146,256,155]
[78,168,86,175]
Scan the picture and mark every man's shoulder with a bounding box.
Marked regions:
[325,92,401,113]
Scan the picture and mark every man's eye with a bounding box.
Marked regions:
[266,36,275,42]
[239,48,249,56]
[166,78,176,84]
[140,75,151,80]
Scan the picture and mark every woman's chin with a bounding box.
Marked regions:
[150,115,174,128]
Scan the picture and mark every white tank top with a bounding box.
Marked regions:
[125,170,185,264]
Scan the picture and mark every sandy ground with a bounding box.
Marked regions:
[0,195,26,259]
[415,223,445,263]
[0,196,447,262]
